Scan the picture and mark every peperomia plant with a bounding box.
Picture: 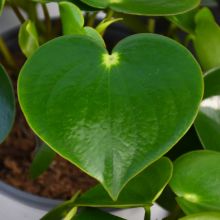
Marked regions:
[1,0,220,219]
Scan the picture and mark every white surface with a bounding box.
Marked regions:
[0,191,168,220]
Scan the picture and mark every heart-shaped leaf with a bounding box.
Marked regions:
[180,212,220,220]
[195,68,220,152]
[81,0,200,16]
[0,65,15,144]
[75,157,172,208]
[194,8,220,70]
[18,33,203,200]
[170,150,220,214]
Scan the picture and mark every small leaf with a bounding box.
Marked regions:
[29,143,56,179]
[84,27,105,47]
[59,2,105,47]
[194,8,220,70]
[0,65,15,144]
[180,212,220,220]
[75,158,172,208]
[195,68,220,152]
[170,150,220,214]
[96,18,123,36]
[0,0,5,15]
[18,34,203,200]
[168,9,197,34]
[73,208,125,220]
[81,0,200,16]
[18,20,39,58]
[41,192,80,220]
[59,1,85,35]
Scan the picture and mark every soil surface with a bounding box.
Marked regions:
[0,53,97,200]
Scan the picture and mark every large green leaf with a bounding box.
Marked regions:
[18,33,203,200]
[75,157,172,208]
[0,65,15,144]
[194,8,220,71]
[73,208,125,220]
[170,150,220,214]
[19,20,39,58]
[180,212,220,220]
[81,0,200,16]
[195,68,220,152]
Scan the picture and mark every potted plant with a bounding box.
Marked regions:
[1,0,220,219]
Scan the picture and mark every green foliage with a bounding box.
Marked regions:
[2,0,220,219]
[180,212,220,220]
[73,208,125,220]
[170,150,220,214]
[75,158,172,208]
[18,20,39,57]
[59,2,105,46]
[18,33,203,200]
[81,0,200,15]
[29,143,56,179]
[0,65,15,144]
[194,8,220,70]
[195,68,220,152]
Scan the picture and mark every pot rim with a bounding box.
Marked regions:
[0,180,62,210]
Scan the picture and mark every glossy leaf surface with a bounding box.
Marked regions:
[0,65,15,144]
[194,8,220,70]
[180,212,220,220]
[74,208,125,220]
[195,68,220,152]
[170,150,220,214]
[75,158,172,208]
[18,34,203,200]
[18,20,39,58]
[30,143,56,179]
[81,0,200,16]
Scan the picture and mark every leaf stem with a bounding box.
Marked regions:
[41,3,52,39]
[87,12,98,27]
[0,37,16,68]
[148,18,156,33]
[105,9,114,20]
[144,206,151,220]
[11,5,25,23]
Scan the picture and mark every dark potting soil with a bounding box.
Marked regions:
[0,53,97,200]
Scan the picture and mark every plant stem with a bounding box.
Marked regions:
[41,3,52,39]
[87,12,98,27]
[105,9,114,20]
[144,206,151,220]
[11,5,25,23]
[0,37,16,68]
[148,18,156,33]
